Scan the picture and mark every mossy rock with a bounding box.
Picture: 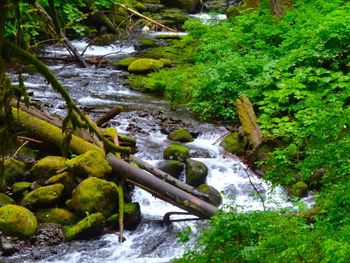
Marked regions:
[47,172,76,195]
[0,193,15,207]
[0,204,37,239]
[21,184,65,208]
[4,158,26,185]
[30,156,66,183]
[159,8,190,27]
[65,150,111,179]
[90,34,119,46]
[157,160,184,179]
[167,128,193,143]
[163,144,190,162]
[106,202,141,230]
[118,134,137,153]
[226,6,240,19]
[289,182,308,198]
[134,2,147,12]
[139,0,160,4]
[71,177,118,217]
[36,208,76,225]
[12,182,32,194]
[102,127,118,142]
[158,58,173,67]
[197,184,222,207]
[64,212,105,240]
[185,159,208,187]
[219,132,248,155]
[161,0,199,13]
[128,58,164,74]
[139,38,159,49]
[127,74,159,92]
[117,57,139,70]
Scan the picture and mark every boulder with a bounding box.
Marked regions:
[47,172,76,195]
[12,182,32,194]
[117,57,139,70]
[128,58,164,74]
[36,208,76,225]
[290,182,308,198]
[157,160,184,179]
[30,156,66,183]
[197,184,222,207]
[71,177,118,217]
[219,132,248,155]
[225,6,240,19]
[139,38,159,49]
[185,159,208,187]
[0,193,15,207]
[0,204,37,238]
[163,144,190,162]
[106,202,141,230]
[65,150,112,179]
[21,184,65,208]
[167,128,193,142]
[64,213,105,240]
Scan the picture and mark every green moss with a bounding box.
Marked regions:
[30,156,66,183]
[117,57,138,70]
[90,34,119,46]
[21,183,65,208]
[134,2,147,11]
[12,182,32,194]
[71,177,118,217]
[163,144,190,162]
[36,208,76,225]
[158,160,184,178]
[226,6,240,20]
[168,128,193,142]
[65,150,111,179]
[47,172,76,194]
[0,204,37,238]
[290,182,308,198]
[0,193,15,207]
[139,38,159,49]
[197,184,222,207]
[128,58,164,74]
[185,159,208,187]
[219,132,248,155]
[64,212,105,240]
[106,202,141,230]
[4,158,26,185]
[158,58,173,67]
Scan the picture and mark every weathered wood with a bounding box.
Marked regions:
[96,105,123,127]
[106,154,218,219]
[131,156,210,200]
[236,95,263,148]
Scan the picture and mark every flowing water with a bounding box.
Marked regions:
[6,40,297,263]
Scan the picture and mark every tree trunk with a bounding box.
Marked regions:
[106,154,218,219]
[270,0,283,17]
[244,0,259,9]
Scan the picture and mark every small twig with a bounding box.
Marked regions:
[212,130,232,145]
[12,140,29,158]
[17,136,44,144]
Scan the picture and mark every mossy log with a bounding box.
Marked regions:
[107,154,217,219]
[236,95,263,149]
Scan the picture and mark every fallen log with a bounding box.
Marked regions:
[95,105,123,127]
[106,154,218,219]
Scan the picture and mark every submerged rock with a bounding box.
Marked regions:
[36,208,76,226]
[71,177,118,217]
[65,150,112,179]
[64,213,105,240]
[128,58,164,74]
[21,184,65,208]
[197,184,222,207]
[167,128,194,143]
[163,144,190,162]
[220,132,248,155]
[30,156,66,183]
[0,204,37,239]
[185,159,208,187]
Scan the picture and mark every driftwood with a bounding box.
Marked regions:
[96,105,123,127]
[236,95,263,148]
[107,154,218,219]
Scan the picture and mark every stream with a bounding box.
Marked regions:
[5,39,296,263]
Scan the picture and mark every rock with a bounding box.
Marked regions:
[0,193,15,207]
[163,144,190,162]
[64,213,105,240]
[197,184,222,207]
[32,223,64,246]
[219,132,248,155]
[158,58,173,67]
[106,202,141,230]
[134,1,147,12]
[161,0,200,13]
[65,150,112,179]
[71,177,118,217]
[290,182,308,198]
[157,160,184,178]
[185,159,208,187]
[12,182,32,194]
[90,34,119,46]
[128,58,164,74]
[0,204,37,238]
[167,128,193,142]
[159,8,189,28]
[21,184,65,208]
[139,38,159,49]
[117,57,139,70]
[3,158,26,185]
[47,172,76,195]
[35,208,76,225]
[143,3,165,12]
[30,156,66,183]
[226,6,240,19]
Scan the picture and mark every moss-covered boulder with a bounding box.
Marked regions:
[290,182,308,198]
[65,150,111,179]
[128,58,164,74]
[12,182,32,194]
[0,204,37,238]
[30,156,66,183]
[157,160,184,179]
[197,184,222,207]
[71,177,118,217]
[47,172,76,195]
[64,212,105,240]
[139,37,159,49]
[158,58,173,67]
[3,158,26,185]
[117,57,139,70]
[36,208,76,225]
[163,144,190,162]
[220,132,248,155]
[0,193,15,207]
[226,6,240,19]
[185,159,208,187]
[21,184,65,208]
[167,128,193,143]
[106,202,141,230]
